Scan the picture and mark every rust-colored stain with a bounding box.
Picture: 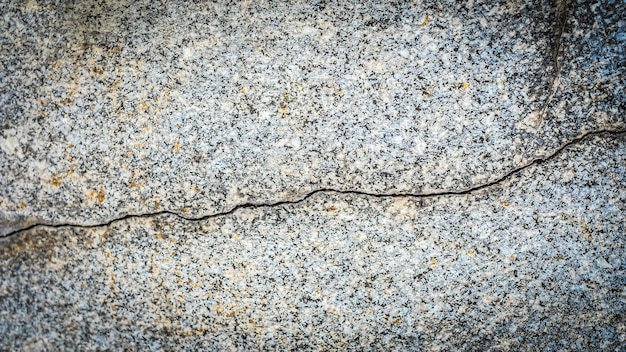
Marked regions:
[1,240,30,260]
[18,202,27,209]
[107,78,121,90]
[48,176,62,188]
[139,100,150,112]
[325,205,337,212]
[502,200,510,207]
[97,187,106,203]
[59,98,74,105]
[90,66,104,76]
[174,141,182,152]
[279,92,291,116]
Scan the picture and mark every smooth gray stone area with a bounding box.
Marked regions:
[1,133,625,351]
[1,0,624,234]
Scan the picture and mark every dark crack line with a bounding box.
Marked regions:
[538,0,569,128]
[2,129,625,240]
[552,0,569,70]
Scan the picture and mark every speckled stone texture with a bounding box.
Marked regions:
[1,0,624,234]
[1,0,626,350]
[1,133,625,351]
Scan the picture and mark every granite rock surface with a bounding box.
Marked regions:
[0,0,623,234]
[1,0,625,350]
[1,132,625,351]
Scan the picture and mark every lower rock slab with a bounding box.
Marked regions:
[1,133,625,351]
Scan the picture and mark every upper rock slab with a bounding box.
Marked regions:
[0,0,624,234]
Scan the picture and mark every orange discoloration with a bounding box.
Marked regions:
[90,66,104,76]
[107,78,121,90]
[48,177,62,187]
[139,100,150,112]
[97,188,105,203]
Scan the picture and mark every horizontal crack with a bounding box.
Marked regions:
[2,129,625,240]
